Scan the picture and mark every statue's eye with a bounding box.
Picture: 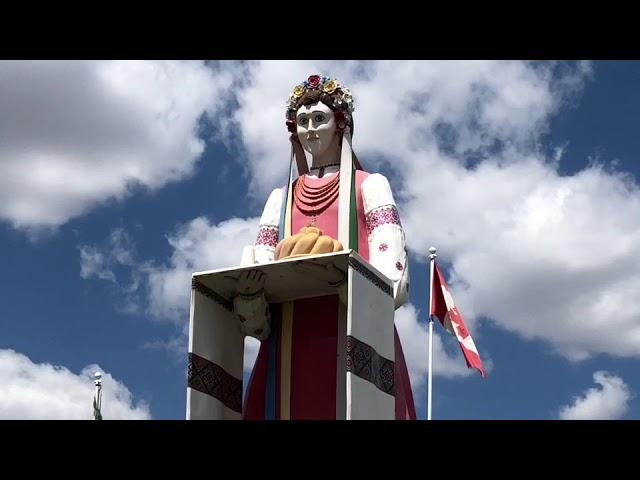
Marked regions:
[298,117,308,126]
[315,114,325,122]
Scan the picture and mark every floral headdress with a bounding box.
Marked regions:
[285,75,354,134]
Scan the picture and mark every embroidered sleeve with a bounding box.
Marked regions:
[366,205,402,235]
[255,225,279,248]
[253,188,283,264]
[362,174,409,309]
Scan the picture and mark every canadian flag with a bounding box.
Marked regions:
[431,263,486,378]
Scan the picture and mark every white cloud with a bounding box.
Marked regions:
[0,60,239,231]
[142,334,188,360]
[79,246,115,281]
[79,227,136,282]
[0,349,151,419]
[145,216,259,322]
[558,371,632,420]
[79,227,145,315]
[405,160,640,361]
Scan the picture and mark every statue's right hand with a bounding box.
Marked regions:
[234,269,270,340]
[237,269,266,297]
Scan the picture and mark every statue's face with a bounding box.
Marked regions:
[296,102,338,157]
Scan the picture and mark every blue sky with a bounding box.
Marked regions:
[0,60,638,420]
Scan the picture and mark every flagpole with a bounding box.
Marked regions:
[427,246,437,421]
[94,372,103,420]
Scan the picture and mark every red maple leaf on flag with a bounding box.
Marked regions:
[456,321,469,339]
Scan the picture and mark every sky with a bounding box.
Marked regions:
[0,60,638,420]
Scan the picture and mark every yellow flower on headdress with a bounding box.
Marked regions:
[323,79,337,94]
[293,85,305,98]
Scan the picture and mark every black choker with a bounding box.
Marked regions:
[310,163,341,170]
[309,163,340,178]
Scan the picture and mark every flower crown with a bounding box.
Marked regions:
[285,75,354,133]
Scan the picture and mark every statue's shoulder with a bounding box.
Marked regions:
[361,172,392,192]
[361,172,396,211]
[266,187,284,204]
[358,170,393,186]
[260,187,285,226]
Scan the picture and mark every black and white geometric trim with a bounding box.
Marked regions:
[188,352,243,413]
[348,257,393,297]
[345,335,395,396]
[191,278,233,312]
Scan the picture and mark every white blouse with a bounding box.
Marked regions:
[235,172,409,337]
[250,173,409,297]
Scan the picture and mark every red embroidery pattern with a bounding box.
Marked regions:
[256,226,279,247]
[396,261,404,271]
[366,206,402,235]
[379,243,388,252]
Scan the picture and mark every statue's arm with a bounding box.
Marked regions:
[362,174,409,309]
[252,188,283,265]
[234,188,283,339]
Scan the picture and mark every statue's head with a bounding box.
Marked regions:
[285,75,354,157]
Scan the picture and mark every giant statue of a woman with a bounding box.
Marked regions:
[234,75,416,420]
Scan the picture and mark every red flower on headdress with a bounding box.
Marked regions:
[307,75,321,88]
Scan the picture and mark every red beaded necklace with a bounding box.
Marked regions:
[293,172,340,226]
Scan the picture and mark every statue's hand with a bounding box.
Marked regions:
[237,269,266,296]
[234,269,270,340]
